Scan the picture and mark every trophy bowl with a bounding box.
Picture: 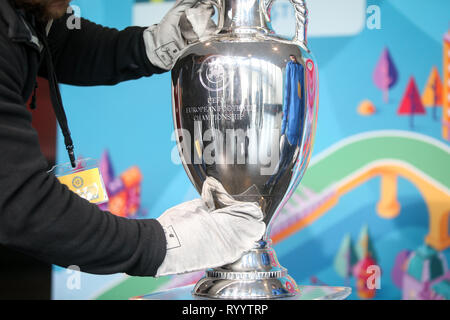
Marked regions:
[171,0,319,299]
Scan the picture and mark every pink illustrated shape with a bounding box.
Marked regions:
[373,48,398,103]
[397,76,426,129]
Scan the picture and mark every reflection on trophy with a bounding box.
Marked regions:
[172,0,319,298]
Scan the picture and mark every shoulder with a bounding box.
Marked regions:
[0,28,25,74]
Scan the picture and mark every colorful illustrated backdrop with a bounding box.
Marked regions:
[52,0,450,300]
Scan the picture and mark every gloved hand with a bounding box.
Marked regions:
[143,0,217,70]
[155,177,266,277]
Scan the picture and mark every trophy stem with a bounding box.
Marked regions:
[192,239,300,299]
[221,0,270,33]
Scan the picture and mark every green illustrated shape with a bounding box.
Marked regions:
[407,244,445,282]
[334,234,357,278]
[356,224,378,262]
[297,131,450,195]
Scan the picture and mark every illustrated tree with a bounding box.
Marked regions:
[334,234,357,286]
[353,255,378,299]
[397,76,426,129]
[353,225,379,299]
[373,48,398,103]
[391,250,412,289]
[100,150,115,186]
[422,66,443,120]
[356,224,378,262]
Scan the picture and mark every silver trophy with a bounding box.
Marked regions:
[172,0,318,299]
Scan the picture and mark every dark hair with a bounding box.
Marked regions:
[13,0,47,21]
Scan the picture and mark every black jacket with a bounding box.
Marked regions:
[0,0,167,276]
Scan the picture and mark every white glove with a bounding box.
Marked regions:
[143,0,217,70]
[155,177,266,277]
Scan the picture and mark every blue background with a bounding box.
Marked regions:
[52,0,450,300]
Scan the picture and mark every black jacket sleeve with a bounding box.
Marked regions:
[38,14,166,86]
[0,30,166,276]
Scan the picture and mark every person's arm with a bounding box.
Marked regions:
[0,34,166,276]
[38,14,166,86]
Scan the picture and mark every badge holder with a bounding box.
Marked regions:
[48,158,109,205]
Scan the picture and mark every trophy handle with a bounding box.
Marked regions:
[262,0,308,46]
[199,0,224,36]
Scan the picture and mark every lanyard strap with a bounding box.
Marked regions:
[36,23,76,168]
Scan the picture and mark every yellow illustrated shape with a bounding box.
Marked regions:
[422,66,443,107]
[58,168,108,205]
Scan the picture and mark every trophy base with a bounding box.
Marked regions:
[192,272,299,299]
[190,240,316,299]
[133,284,351,300]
